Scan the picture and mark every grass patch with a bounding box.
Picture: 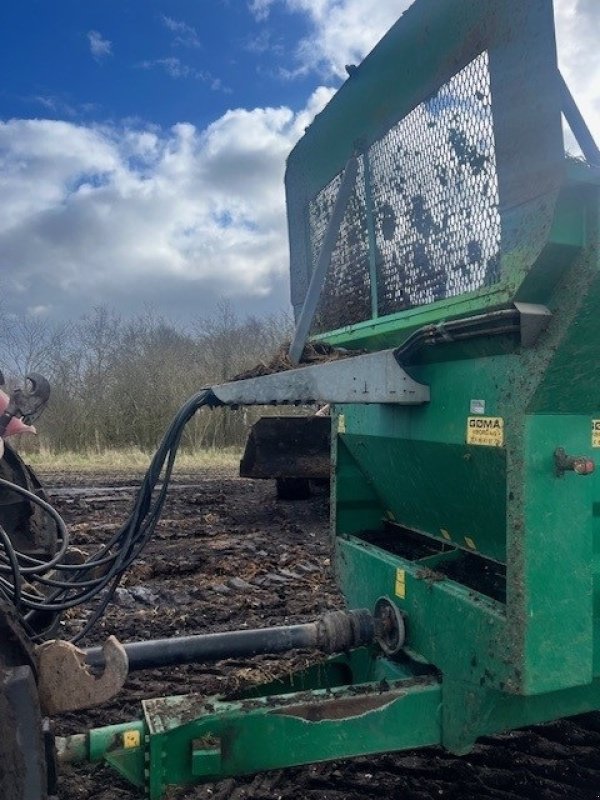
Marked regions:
[23,446,241,473]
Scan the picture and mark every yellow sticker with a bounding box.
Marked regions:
[466,416,504,447]
[592,420,600,448]
[123,730,141,749]
[395,568,406,599]
[337,414,346,434]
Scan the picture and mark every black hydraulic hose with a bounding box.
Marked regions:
[70,387,220,642]
[394,308,520,363]
[0,523,22,608]
[0,478,71,573]
[0,387,222,641]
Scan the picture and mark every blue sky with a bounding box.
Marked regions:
[0,0,597,327]
[0,1,315,132]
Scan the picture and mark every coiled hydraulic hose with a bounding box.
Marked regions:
[0,387,218,642]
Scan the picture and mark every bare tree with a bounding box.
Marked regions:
[7,301,293,454]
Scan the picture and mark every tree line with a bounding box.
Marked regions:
[0,302,293,453]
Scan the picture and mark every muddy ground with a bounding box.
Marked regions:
[42,468,600,800]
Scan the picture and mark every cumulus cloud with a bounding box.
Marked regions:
[87,30,112,61]
[0,88,335,321]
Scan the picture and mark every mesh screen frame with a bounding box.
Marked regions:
[286,0,565,338]
[309,52,502,334]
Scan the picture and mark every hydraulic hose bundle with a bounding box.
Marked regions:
[0,387,217,643]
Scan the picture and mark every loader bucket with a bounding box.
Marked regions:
[240,415,330,491]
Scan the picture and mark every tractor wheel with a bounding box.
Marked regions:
[0,602,56,800]
[0,444,58,559]
[275,477,311,500]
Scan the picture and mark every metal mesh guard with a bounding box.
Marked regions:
[310,51,502,334]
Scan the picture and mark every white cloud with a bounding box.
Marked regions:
[161,15,201,49]
[249,0,274,22]
[250,0,408,78]
[27,95,98,119]
[87,30,112,61]
[139,57,195,80]
[554,0,600,147]
[138,58,231,92]
[0,88,334,318]
[27,305,51,317]
[245,28,284,57]
[250,0,599,141]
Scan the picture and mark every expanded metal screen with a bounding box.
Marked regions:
[309,158,372,333]
[309,51,502,334]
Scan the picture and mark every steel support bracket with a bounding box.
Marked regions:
[210,349,430,406]
[513,302,552,348]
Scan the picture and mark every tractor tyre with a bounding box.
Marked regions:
[0,602,56,800]
[275,477,312,500]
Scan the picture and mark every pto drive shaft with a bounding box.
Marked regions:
[83,609,375,672]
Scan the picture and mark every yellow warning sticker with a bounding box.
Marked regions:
[123,730,141,749]
[395,568,406,599]
[337,414,346,434]
[466,416,504,447]
[592,420,600,448]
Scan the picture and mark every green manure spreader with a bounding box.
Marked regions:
[1,0,599,797]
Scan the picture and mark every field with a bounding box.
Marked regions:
[44,465,600,800]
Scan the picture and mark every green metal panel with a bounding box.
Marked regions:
[336,349,512,562]
[336,537,510,688]
[514,414,594,694]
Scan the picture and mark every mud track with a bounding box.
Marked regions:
[44,469,600,800]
